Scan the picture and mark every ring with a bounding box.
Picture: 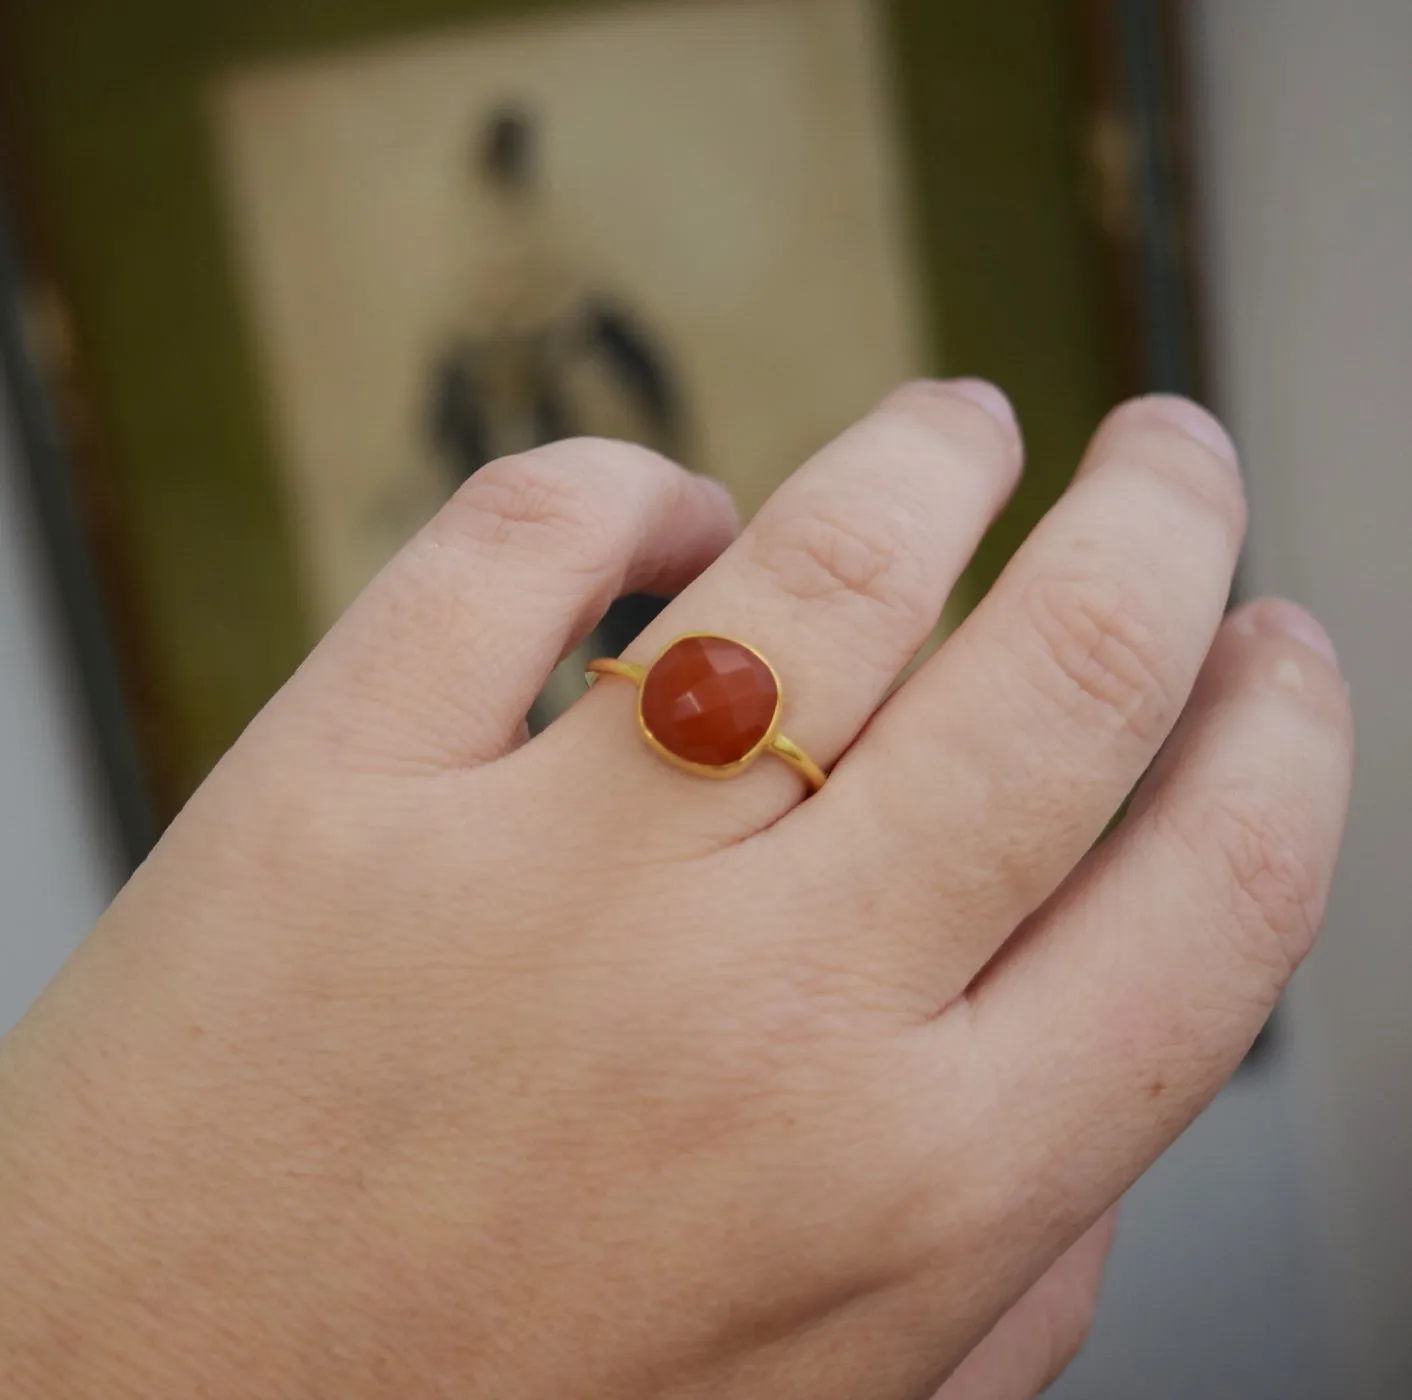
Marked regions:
[587,633,827,793]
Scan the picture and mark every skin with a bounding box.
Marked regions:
[0,383,1352,1399]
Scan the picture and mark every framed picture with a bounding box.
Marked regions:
[209,0,930,721]
[1,0,1192,850]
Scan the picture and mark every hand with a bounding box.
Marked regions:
[0,384,1351,1399]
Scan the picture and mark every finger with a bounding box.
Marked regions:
[280,438,738,768]
[777,395,1246,996]
[543,380,1022,844]
[962,600,1352,1242]
[934,1208,1117,1400]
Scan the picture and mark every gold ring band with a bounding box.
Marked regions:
[587,634,827,793]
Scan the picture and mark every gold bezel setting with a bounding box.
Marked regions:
[585,633,826,793]
[635,632,783,780]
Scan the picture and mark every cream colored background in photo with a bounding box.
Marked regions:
[212,0,926,630]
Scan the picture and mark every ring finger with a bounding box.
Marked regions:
[539,380,1023,845]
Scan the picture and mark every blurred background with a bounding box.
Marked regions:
[1,1,1408,1395]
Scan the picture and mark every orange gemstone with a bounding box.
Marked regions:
[640,636,779,768]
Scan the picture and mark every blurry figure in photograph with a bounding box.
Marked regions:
[429,105,690,727]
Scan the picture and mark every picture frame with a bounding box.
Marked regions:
[0,0,1196,848]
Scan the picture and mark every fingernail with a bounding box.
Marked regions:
[1137,395,1238,466]
[947,378,1018,432]
[697,473,739,517]
[1276,611,1340,668]
[1237,599,1340,667]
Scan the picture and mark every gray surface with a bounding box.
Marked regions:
[1052,0,1412,1388]
[1051,1052,1338,1400]
[1189,1,1412,1391]
[0,375,117,1034]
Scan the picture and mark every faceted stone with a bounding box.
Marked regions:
[640,636,779,768]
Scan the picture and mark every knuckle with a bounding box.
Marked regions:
[748,500,931,620]
[447,440,647,568]
[1176,792,1326,986]
[454,452,604,546]
[1022,573,1176,743]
